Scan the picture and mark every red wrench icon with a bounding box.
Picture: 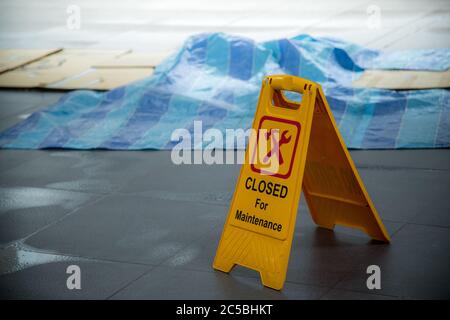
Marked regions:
[263,129,291,165]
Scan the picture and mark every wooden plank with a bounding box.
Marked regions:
[45,67,154,90]
[353,69,450,89]
[0,48,62,74]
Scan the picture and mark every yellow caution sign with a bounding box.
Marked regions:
[213,75,390,290]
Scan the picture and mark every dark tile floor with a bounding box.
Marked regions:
[0,90,449,299]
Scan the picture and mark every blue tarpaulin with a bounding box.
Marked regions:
[0,33,449,149]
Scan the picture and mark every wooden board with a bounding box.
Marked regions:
[0,49,143,89]
[353,69,450,89]
[0,48,62,74]
[46,67,154,90]
[92,52,170,68]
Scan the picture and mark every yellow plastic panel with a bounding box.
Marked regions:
[213,75,389,291]
[302,87,390,242]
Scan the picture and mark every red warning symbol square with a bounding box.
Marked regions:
[251,116,301,179]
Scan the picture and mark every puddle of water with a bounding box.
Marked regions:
[46,179,114,193]
[0,186,91,211]
[0,242,79,275]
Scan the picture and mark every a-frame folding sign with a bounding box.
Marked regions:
[213,75,390,290]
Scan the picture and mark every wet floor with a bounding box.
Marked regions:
[0,147,449,299]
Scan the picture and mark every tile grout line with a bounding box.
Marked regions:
[106,223,224,299]
[105,265,158,300]
[20,193,110,244]
[2,242,160,268]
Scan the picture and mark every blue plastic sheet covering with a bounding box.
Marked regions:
[0,33,449,150]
